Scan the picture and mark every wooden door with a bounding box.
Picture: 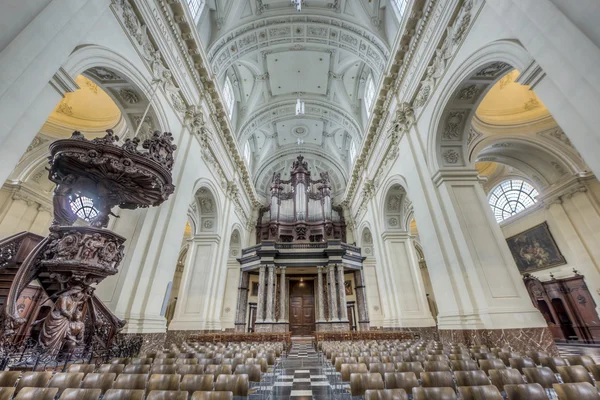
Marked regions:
[289,280,315,336]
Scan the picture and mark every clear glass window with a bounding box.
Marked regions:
[223,76,235,119]
[187,0,204,20]
[364,75,376,118]
[393,0,409,17]
[488,179,539,223]
[69,194,99,222]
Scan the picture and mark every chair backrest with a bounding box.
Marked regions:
[150,365,177,375]
[205,365,233,380]
[59,388,102,400]
[503,383,549,400]
[412,387,457,400]
[190,391,233,400]
[421,371,454,388]
[565,356,595,371]
[473,353,497,361]
[457,385,503,400]
[365,388,409,400]
[335,357,357,372]
[111,358,129,365]
[128,358,153,365]
[341,363,369,381]
[154,358,177,365]
[540,357,568,373]
[395,362,424,379]
[450,360,478,371]
[350,373,385,396]
[424,361,451,372]
[102,389,146,400]
[553,382,600,400]
[113,374,148,390]
[0,371,20,387]
[234,364,261,382]
[488,369,526,392]
[508,358,536,373]
[123,365,150,374]
[526,351,549,365]
[146,390,188,400]
[557,366,595,385]
[454,370,490,387]
[214,374,248,396]
[449,354,471,361]
[369,363,396,375]
[383,372,418,392]
[0,387,14,400]
[426,355,449,362]
[81,373,116,394]
[180,374,214,395]
[479,360,506,375]
[48,372,85,395]
[177,364,205,375]
[98,364,125,374]
[176,358,199,365]
[66,364,96,375]
[14,387,58,400]
[147,374,181,392]
[15,372,53,393]
[522,367,557,389]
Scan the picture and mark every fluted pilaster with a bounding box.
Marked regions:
[256,265,266,322]
[337,264,348,321]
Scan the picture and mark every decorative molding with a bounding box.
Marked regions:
[49,67,80,97]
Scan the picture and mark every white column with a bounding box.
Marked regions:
[328,264,339,321]
[265,265,275,322]
[337,265,349,321]
[0,0,111,185]
[256,266,267,322]
[279,267,287,322]
[432,170,547,329]
[317,266,325,322]
[381,232,436,327]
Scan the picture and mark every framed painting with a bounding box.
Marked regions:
[344,280,353,296]
[506,222,566,273]
[250,282,259,297]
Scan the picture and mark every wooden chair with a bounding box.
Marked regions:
[526,351,549,365]
[479,360,506,375]
[522,367,558,389]
[190,391,233,400]
[508,358,536,374]
[457,385,503,400]
[66,364,96,375]
[233,364,261,382]
[15,372,53,394]
[147,374,181,392]
[424,361,451,372]
[365,388,409,400]
[48,372,85,396]
[0,371,20,387]
[503,383,549,400]
[350,373,385,396]
[553,382,600,400]
[557,365,595,385]
[0,388,15,400]
[412,387,457,400]
[341,363,368,382]
[384,372,419,393]
[540,357,569,373]
[421,371,454,388]
[369,362,396,376]
[79,373,116,395]
[150,365,177,375]
[154,358,177,365]
[113,374,148,391]
[565,356,595,371]
[59,388,102,400]
[450,360,479,371]
[122,365,150,374]
[488,369,526,393]
[146,390,188,400]
[14,388,58,400]
[454,370,490,387]
[176,364,205,375]
[180,375,214,395]
[214,374,248,396]
[103,389,146,400]
[395,362,424,379]
[97,364,125,374]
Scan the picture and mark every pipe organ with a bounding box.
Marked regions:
[257,155,346,243]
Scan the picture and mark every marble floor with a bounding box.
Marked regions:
[269,340,339,400]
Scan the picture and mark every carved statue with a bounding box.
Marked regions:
[40,286,90,354]
[319,171,330,185]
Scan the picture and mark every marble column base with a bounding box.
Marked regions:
[254,322,289,332]
[234,323,246,332]
[377,326,439,341]
[116,332,167,355]
[358,321,370,331]
[438,327,558,355]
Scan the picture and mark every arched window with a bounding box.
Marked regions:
[392,0,409,17]
[349,140,358,165]
[69,194,98,222]
[187,0,204,20]
[364,74,376,118]
[488,179,539,223]
[223,76,235,119]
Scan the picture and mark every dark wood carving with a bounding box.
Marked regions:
[0,130,175,356]
[524,273,600,343]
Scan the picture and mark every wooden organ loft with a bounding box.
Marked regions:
[256,155,346,243]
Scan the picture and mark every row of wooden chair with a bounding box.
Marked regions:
[0,387,233,400]
[361,382,600,400]
[0,372,249,397]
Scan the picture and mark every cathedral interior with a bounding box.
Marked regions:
[1,0,600,399]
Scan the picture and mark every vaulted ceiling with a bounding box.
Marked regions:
[196,0,401,200]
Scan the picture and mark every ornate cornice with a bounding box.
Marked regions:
[206,15,389,77]
[118,0,261,210]
[344,0,476,211]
